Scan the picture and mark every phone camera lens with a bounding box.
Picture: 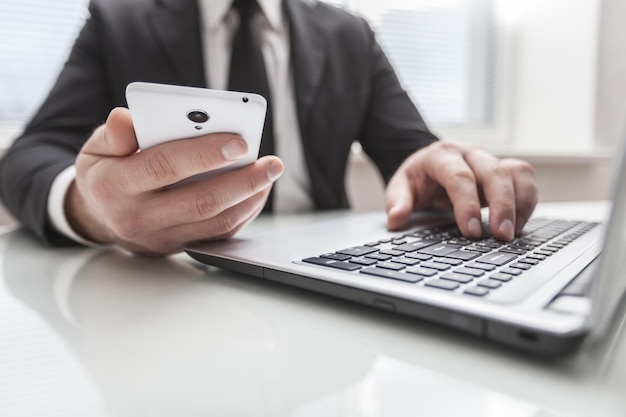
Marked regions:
[187,110,209,123]
[242,97,249,103]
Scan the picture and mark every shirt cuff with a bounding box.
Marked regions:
[47,165,106,248]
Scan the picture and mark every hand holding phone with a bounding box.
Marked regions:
[125,82,267,180]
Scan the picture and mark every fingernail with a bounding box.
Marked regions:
[499,219,515,240]
[516,216,526,234]
[267,161,283,182]
[221,139,247,160]
[468,217,482,237]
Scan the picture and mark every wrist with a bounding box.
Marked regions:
[64,180,112,245]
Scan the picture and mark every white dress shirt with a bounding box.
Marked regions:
[48,0,313,245]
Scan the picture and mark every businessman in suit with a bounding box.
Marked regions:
[0,0,537,256]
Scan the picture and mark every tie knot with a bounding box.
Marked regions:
[232,0,260,22]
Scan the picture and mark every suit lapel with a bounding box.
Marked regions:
[284,0,327,126]
[147,0,206,87]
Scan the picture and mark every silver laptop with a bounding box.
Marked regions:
[186,141,626,357]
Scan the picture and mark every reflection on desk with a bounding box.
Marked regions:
[1,202,625,417]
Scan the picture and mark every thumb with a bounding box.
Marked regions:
[82,107,139,157]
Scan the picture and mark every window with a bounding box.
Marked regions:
[325,0,498,130]
[0,0,89,143]
[326,0,603,151]
[0,0,604,152]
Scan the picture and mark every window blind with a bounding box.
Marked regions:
[0,0,495,129]
[0,0,89,125]
[324,0,496,127]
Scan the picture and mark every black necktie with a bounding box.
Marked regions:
[229,0,274,158]
[228,0,275,210]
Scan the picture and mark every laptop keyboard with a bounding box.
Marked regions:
[301,218,599,297]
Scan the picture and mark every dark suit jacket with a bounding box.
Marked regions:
[0,0,437,244]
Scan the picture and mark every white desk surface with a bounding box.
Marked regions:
[1,201,624,417]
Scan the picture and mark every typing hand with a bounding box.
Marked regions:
[385,141,537,241]
[66,107,283,256]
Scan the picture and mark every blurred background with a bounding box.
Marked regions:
[0,0,625,213]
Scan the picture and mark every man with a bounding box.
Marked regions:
[0,0,537,256]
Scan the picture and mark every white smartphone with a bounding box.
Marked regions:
[125,82,267,180]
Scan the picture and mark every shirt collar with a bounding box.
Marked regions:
[201,0,283,31]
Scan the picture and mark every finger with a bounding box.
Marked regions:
[105,132,252,194]
[149,187,271,254]
[119,156,283,231]
[82,107,139,157]
[501,158,538,233]
[177,187,270,243]
[422,145,483,238]
[385,169,416,230]
[463,148,516,241]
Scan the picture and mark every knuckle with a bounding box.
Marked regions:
[246,173,264,195]
[111,213,146,241]
[488,163,510,180]
[450,168,476,185]
[89,177,119,204]
[503,158,536,176]
[194,189,223,219]
[214,212,238,236]
[145,150,177,182]
[193,149,214,172]
[433,141,459,153]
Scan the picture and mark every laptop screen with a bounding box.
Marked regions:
[590,137,626,338]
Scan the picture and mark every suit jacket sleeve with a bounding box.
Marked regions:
[357,21,438,184]
[0,0,205,244]
[0,5,115,244]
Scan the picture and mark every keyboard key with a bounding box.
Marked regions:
[464,286,490,297]
[478,279,502,289]
[406,267,438,277]
[545,244,565,250]
[394,240,440,253]
[464,246,492,253]
[349,257,378,266]
[475,252,518,266]
[499,247,528,255]
[320,253,351,261]
[518,258,539,265]
[336,246,378,257]
[393,257,421,266]
[538,247,558,253]
[421,261,452,271]
[453,267,486,277]
[406,253,432,261]
[500,267,523,276]
[526,253,547,261]
[377,261,406,271]
[360,267,423,283]
[302,257,361,271]
[444,250,481,261]
[490,272,513,282]
[433,257,463,266]
[418,243,462,256]
[425,279,460,291]
[509,262,531,270]
[440,273,474,284]
[365,253,392,261]
[466,262,496,271]
[380,249,404,257]
[534,250,554,256]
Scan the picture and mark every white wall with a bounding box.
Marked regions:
[505,0,600,151]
